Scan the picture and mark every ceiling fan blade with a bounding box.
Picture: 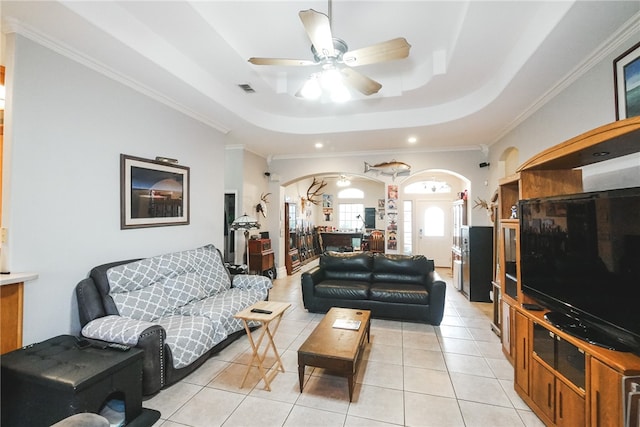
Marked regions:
[248,57,316,66]
[341,68,382,96]
[299,9,335,58]
[343,37,411,67]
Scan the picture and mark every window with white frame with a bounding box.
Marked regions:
[339,203,364,230]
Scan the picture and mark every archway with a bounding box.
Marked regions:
[281,172,385,274]
[400,169,470,267]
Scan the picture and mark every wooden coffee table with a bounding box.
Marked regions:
[298,307,371,401]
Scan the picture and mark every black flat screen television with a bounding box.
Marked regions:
[519,186,640,353]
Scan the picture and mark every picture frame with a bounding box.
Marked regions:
[120,154,190,229]
[614,40,640,120]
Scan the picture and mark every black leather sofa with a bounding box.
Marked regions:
[301,252,446,325]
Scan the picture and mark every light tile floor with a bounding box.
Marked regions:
[146,265,544,427]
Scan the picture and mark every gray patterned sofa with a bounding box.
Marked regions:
[75,244,272,395]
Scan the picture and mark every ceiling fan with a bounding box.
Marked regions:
[248,6,411,99]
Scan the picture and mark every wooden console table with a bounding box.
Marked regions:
[319,232,363,252]
[1,272,38,354]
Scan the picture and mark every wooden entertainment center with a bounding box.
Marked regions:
[497,117,640,427]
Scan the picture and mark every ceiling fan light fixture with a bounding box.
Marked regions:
[248,9,411,103]
[320,67,339,87]
[330,82,351,103]
[301,74,322,100]
[301,68,351,102]
[318,67,350,102]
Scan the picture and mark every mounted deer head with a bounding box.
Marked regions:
[256,192,271,218]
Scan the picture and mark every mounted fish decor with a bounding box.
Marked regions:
[364,160,411,181]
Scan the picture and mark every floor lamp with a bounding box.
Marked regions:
[230,213,260,268]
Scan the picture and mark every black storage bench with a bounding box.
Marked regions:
[1,335,160,427]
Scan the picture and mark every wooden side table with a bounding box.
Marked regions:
[234,301,291,391]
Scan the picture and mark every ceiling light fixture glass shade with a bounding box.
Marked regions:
[301,68,351,102]
[300,74,322,100]
[320,68,342,88]
[330,82,351,103]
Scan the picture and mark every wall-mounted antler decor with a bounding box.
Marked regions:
[256,192,271,218]
[301,177,327,211]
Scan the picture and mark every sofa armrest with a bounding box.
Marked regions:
[301,266,324,309]
[76,278,106,327]
[232,274,273,292]
[81,315,166,395]
[81,315,160,345]
[426,271,447,325]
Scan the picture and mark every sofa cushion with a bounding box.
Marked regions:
[180,287,268,335]
[321,252,374,283]
[110,282,171,322]
[157,315,227,369]
[372,254,432,285]
[370,283,429,304]
[106,244,230,318]
[163,272,207,309]
[315,280,370,300]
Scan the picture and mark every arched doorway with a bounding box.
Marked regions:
[281,173,385,274]
[402,170,469,267]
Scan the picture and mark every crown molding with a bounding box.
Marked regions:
[3,17,231,135]
[490,11,640,146]
[269,144,482,161]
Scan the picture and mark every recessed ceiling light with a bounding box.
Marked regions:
[408,137,417,144]
[592,151,610,157]
[315,142,324,149]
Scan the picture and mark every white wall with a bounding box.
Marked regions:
[488,30,640,191]
[6,35,227,344]
[224,148,270,265]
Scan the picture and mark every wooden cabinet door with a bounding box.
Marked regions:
[531,358,555,422]
[556,379,584,427]
[514,310,530,394]
[590,358,622,427]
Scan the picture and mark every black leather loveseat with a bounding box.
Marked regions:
[301,252,446,325]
